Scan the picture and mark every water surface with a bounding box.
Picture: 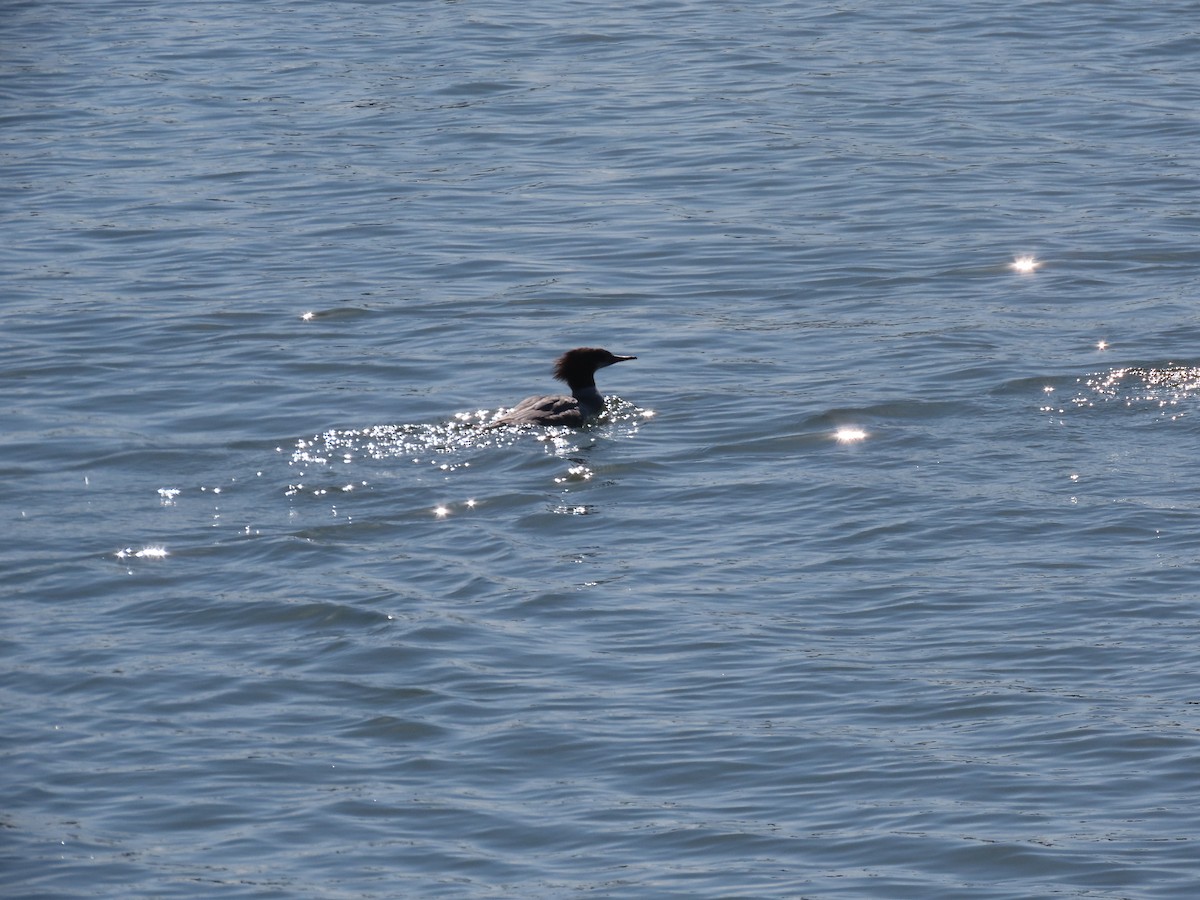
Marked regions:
[5,1,1200,897]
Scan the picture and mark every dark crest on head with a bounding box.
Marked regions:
[554,348,606,382]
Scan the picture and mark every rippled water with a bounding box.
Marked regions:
[6,1,1200,897]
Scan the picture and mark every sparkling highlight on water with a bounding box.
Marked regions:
[116,546,169,560]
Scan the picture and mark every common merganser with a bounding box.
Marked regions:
[487,347,636,427]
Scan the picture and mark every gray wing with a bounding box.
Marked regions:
[488,394,584,427]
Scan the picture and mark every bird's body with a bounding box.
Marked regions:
[487,347,636,428]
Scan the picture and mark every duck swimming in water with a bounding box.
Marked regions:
[486,347,636,428]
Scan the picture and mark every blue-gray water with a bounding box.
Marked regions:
[5,1,1200,897]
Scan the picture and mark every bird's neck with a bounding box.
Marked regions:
[570,382,604,415]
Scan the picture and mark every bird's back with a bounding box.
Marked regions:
[489,393,585,427]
